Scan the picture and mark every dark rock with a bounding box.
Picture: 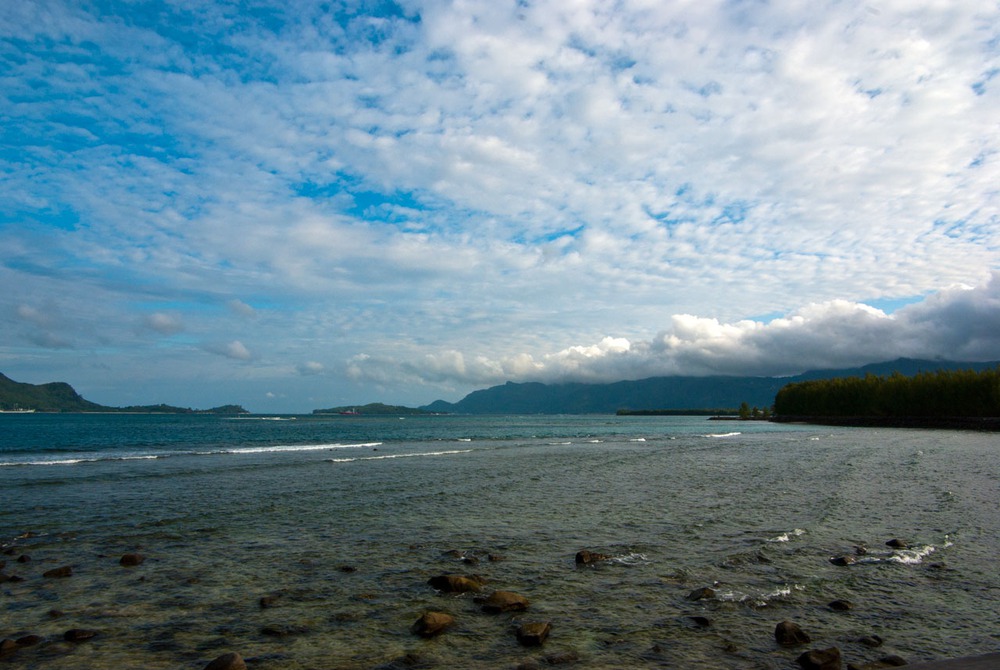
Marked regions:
[575,549,611,564]
[689,616,712,628]
[0,639,18,656]
[858,634,884,647]
[120,553,145,566]
[427,574,486,593]
[259,595,280,609]
[829,599,853,611]
[544,650,580,664]
[16,554,30,563]
[204,652,247,670]
[260,624,310,637]
[481,590,529,613]
[686,586,716,601]
[6,574,24,583]
[854,544,868,555]
[462,555,480,565]
[830,555,857,566]
[442,549,463,558]
[16,635,42,647]
[44,566,73,578]
[338,565,357,572]
[48,609,65,618]
[63,629,98,642]
[487,553,504,562]
[797,647,842,670]
[516,621,552,646]
[886,539,908,549]
[775,621,812,646]
[0,572,12,583]
[878,655,907,666]
[411,611,455,637]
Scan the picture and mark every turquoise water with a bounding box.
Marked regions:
[1,414,998,669]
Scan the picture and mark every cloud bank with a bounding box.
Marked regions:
[347,274,1000,388]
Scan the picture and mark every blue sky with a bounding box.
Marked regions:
[2,0,999,412]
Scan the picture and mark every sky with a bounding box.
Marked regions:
[2,0,999,413]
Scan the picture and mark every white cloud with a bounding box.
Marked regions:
[204,340,254,361]
[143,312,183,335]
[346,273,1000,388]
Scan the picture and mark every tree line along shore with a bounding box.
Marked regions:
[771,367,1000,431]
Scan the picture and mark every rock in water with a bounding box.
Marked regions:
[44,566,73,578]
[516,622,552,646]
[204,652,247,670]
[120,553,145,566]
[427,574,485,593]
[63,629,98,642]
[575,549,611,565]
[686,586,716,601]
[775,621,812,646]
[886,539,908,549]
[481,590,529,613]
[830,555,856,566]
[797,647,842,670]
[828,599,853,611]
[411,611,455,637]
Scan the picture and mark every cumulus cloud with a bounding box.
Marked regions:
[346,274,1000,387]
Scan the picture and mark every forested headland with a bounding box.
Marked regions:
[773,367,1000,430]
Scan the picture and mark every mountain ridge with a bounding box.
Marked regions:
[420,358,1000,414]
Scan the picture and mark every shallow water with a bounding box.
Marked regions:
[1,414,998,669]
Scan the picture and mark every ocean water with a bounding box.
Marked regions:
[1,413,998,669]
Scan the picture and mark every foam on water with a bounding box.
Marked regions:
[326,448,474,463]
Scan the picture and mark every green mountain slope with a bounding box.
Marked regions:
[421,358,1000,414]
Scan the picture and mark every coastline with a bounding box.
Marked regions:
[770,415,1000,431]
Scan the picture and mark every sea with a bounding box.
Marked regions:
[1,413,998,669]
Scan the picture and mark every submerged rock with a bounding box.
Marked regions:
[63,629,98,642]
[204,652,247,670]
[481,590,529,613]
[796,647,842,670]
[886,539,908,550]
[411,611,455,637]
[427,574,486,593]
[119,553,145,566]
[858,634,884,648]
[686,586,716,601]
[830,555,857,567]
[0,639,18,656]
[516,622,552,646]
[828,599,853,611]
[44,565,73,578]
[775,621,811,646]
[16,635,42,647]
[260,623,310,637]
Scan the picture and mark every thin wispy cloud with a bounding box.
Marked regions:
[1,0,998,411]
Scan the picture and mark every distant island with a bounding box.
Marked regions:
[0,373,248,414]
[313,403,434,416]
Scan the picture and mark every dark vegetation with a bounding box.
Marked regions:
[0,373,247,414]
[774,367,1000,418]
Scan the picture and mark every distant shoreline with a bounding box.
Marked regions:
[771,415,1000,431]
